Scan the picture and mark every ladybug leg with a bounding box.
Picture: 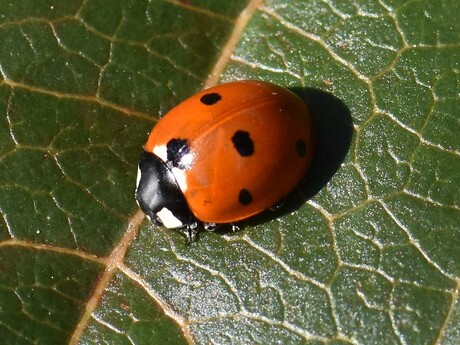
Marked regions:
[231,223,240,232]
[269,198,286,211]
[204,222,219,231]
[185,222,199,243]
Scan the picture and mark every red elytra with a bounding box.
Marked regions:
[143,80,314,224]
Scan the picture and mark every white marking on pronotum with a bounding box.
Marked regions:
[135,166,142,208]
[156,207,183,228]
[172,167,188,192]
[153,145,168,162]
[135,166,142,192]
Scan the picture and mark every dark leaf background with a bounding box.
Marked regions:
[0,0,458,344]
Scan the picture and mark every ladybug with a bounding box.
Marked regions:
[135,80,313,241]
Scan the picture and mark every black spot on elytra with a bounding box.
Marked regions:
[238,189,253,205]
[200,93,221,105]
[166,138,191,169]
[232,130,254,157]
[296,139,307,158]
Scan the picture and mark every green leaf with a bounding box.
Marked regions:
[0,0,458,344]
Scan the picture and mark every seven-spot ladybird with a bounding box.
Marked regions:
[135,80,313,241]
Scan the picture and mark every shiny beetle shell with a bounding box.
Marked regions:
[137,80,314,226]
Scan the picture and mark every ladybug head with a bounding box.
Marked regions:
[135,151,194,229]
